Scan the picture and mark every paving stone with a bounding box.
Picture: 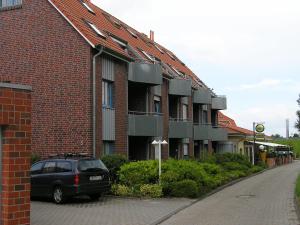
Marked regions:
[161,161,300,225]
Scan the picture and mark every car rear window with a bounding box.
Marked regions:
[43,162,56,173]
[78,159,107,172]
[57,162,72,172]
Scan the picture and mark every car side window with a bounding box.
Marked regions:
[31,162,44,175]
[42,162,56,174]
[56,162,72,173]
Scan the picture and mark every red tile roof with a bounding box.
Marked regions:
[48,0,206,88]
[218,112,254,136]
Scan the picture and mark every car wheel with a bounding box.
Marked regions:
[89,194,101,201]
[53,186,65,204]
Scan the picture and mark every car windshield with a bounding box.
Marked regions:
[78,159,108,172]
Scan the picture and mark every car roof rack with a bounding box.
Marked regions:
[49,152,90,159]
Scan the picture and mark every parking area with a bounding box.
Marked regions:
[31,196,194,225]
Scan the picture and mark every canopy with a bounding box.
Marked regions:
[248,141,290,148]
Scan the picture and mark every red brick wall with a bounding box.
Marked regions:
[0,0,93,158]
[114,60,128,155]
[0,85,32,225]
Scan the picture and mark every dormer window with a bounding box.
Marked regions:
[87,22,106,38]
[126,28,138,38]
[141,50,155,61]
[0,0,22,9]
[166,51,175,60]
[82,2,94,14]
[111,36,127,49]
[154,44,164,54]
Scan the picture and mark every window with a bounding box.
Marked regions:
[82,2,94,13]
[166,51,175,60]
[102,80,114,108]
[155,44,164,54]
[142,50,155,61]
[0,0,22,8]
[78,159,108,171]
[183,144,189,156]
[126,28,138,38]
[42,162,56,174]
[154,96,161,113]
[31,162,43,175]
[182,104,188,120]
[111,36,127,49]
[103,141,115,155]
[57,162,72,173]
[202,105,208,124]
[87,22,106,38]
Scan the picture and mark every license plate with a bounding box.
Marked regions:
[90,176,102,181]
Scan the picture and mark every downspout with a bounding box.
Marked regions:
[92,47,104,158]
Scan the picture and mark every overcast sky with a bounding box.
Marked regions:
[93,0,300,136]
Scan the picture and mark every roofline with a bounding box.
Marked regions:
[47,0,95,48]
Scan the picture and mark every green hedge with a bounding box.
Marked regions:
[114,153,264,199]
[101,154,128,183]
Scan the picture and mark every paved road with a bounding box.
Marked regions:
[31,196,194,225]
[161,161,300,225]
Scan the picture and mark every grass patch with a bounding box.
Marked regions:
[296,174,300,198]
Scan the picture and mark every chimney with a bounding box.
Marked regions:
[150,30,154,42]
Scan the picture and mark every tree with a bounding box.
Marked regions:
[296,94,300,132]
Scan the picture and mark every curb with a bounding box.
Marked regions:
[150,167,272,225]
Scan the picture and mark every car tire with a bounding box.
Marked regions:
[53,186,65,204]
[89,194,101,201]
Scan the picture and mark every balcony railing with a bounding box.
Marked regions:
[193,89,212,104]
[211,95,227,110]
[169,118,193,138]
[193,123,211,140]
[128,62,162,85]
[128,111,163,136]
[210,125,228,141]
[169,78,192,96]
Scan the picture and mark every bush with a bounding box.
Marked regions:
[31,152,40,165]
[215,153,251,168]
[119,160,158,186]
[140,184,162,198]
[170,179,199,198]
[101,154,128,182]
[112,184,132,196]
[200,163,222,175]
[248,166,264,174]
[222,162,250,172]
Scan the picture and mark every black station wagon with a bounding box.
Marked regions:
[30,154,111,204]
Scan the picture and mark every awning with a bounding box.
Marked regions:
[248,141,290,148]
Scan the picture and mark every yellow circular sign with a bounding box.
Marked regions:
[255,124,265,133]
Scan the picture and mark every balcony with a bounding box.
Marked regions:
[210,126,228,141]
[169,119,193,138]
[211,96,227,110]
[193,89,212,104]
[128,111,163,137]
[193,123,212,140]
[169,79,192,96]
[103,107,115,141]
[128,62,162,85]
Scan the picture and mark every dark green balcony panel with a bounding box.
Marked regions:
[193,124,211,140]
[169,120,193,138]
[212,96,227,110]
[211,127,228,141]
[193,89,212,104]
[169,79,192,96]
[128,62,162,85]
[128,114,163,136]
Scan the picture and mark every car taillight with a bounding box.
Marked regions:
[74,174,79,185]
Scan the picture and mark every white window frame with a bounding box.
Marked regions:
[155,44,164,54]
[82,2,94,13]
[142,50,155,61]
[126,28,138,38]
[87,22,106,38]
[183,144,189,156]
[111,37,127,48]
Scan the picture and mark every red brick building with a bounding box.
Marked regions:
[0,83,32,225]
[0,0,228,160]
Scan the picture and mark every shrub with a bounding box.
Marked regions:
[248,166,264,174]
[118,160,158,186]
[140,184,163,198]
[222,162,249,172]
[31,152,40,165]
[101,154,128,182]
[170,179,199,198]
[112,184,132,196]
[200,163,222,175]
[215,153,251,168]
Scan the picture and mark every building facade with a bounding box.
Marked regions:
[0,0,228,160]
